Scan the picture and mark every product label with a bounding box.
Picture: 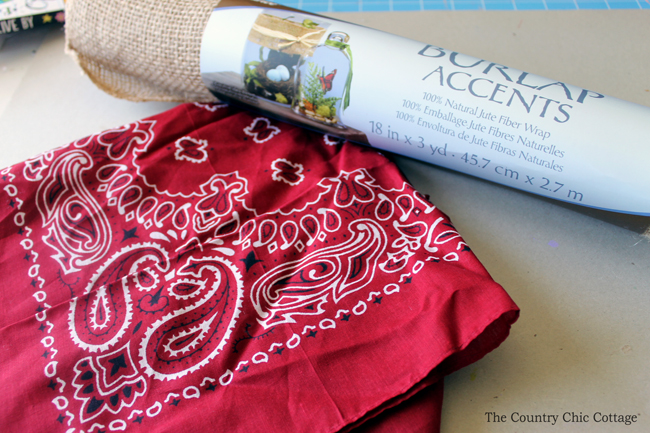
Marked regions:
[200,0,650,215]
[0,0,65,34]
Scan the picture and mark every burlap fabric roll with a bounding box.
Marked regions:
[65,0,220,102]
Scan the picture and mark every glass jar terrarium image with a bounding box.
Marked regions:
[293,32,352,127]
[242,13,327,106]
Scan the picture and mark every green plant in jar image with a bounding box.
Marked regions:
[298,62,341,119]
[294,32,352,127]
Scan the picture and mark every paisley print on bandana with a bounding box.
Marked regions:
[0,103,518,433]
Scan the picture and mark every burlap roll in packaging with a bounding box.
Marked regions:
[64,0,650,235]
[65,0,219,102]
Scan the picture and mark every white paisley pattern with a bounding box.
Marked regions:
[1,104,481,432]
[251,219,387,328]
[35,150,112,274]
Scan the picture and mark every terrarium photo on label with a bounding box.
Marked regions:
[242,12,328,107]
[240,10,353,128]
[293,31,352,127]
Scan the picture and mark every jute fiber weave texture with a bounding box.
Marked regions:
[65,0,220,102]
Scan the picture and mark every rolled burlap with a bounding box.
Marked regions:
[65,0,220,102]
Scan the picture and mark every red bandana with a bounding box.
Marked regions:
[0,103,518,432]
